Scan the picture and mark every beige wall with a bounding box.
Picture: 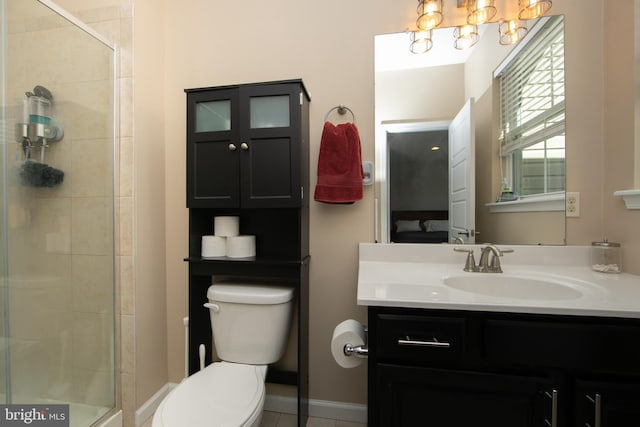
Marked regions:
[162,0,412,405]
[161,0,640,407]
[602,1,640,276]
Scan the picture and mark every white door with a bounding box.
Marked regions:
[448,98,476,244]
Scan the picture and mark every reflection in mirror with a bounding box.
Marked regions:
[375,16,566,245]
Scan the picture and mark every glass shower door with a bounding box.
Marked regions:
[1,1,117,425]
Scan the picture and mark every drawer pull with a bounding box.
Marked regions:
[397,337,450,348]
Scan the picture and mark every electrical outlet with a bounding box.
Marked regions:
[566,192,580,217]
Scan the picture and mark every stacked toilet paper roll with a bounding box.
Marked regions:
[201,235,226,258]
[331,319,366,368]
[214,216,240,237]
[226,235,256,258]
[202,216,256,258]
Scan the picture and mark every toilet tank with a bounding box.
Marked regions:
[206,281,295,365]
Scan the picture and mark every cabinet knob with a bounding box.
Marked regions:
[241,142,249,151]
[228,143,237,151]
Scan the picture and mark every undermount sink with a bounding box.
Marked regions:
[442,275,584,301]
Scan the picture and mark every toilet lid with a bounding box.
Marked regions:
[156,362,265,427]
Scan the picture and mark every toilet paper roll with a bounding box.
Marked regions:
[331,319,366,368]
[226,235,256,258]
[214,216,240,237]
[201,235,226,258]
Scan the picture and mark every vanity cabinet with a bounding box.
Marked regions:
[186,80,310,209]
[368,307,640,427]
[185,80,310,427]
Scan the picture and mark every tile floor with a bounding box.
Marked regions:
[141,411,366,427]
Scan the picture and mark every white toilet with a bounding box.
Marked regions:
[153,281,295,427]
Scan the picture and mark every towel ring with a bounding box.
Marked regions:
[324,104,356,123]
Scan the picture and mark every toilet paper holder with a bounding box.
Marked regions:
[344,343,368,358]
[343,326,368,359]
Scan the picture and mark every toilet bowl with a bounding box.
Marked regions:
[153,362,266,427]
[152,281,295,427]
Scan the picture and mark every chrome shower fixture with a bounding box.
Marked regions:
[15,85,65,187]
[15,85,64,161]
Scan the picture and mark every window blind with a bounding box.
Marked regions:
[498,16,565,156]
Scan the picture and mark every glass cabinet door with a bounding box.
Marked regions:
[250,95,290,128]
[195,100,231,132]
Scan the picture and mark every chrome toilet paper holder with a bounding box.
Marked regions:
[343,326,368,358]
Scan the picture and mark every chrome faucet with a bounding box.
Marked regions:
[453,237,465,245]
[454,244,514,273]
[478,244,513,273]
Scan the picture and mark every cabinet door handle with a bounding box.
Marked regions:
[397,337,450,348]
[241,142,249,150]
[585,393,602,427]
[228,143,237,151]
[544,389,558,427]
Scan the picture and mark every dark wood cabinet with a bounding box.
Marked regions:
[186,80,310,209]
[185,80,310,426]
[368,307,640,427]
[377,364,556,427]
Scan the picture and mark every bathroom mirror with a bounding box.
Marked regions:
[375,16,566,245]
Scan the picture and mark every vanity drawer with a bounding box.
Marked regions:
[485,318,640,374]
[374,313,469,364]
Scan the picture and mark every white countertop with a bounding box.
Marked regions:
[357,243,640,318]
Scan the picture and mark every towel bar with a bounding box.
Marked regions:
[324,104,356,123]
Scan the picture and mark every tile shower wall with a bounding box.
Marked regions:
[58,4,135,426]
[63,3,136,425]
[5,0,119,412]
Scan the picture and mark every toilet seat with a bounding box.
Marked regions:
[153,362,266,427]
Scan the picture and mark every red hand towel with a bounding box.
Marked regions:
[314,121,364,204]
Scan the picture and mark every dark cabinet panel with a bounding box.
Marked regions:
[186,80,309,209]
[377,364,556,427]
[486,318,640,374]
[575,379,640,426]
[374,313,469,364]
[192,138,240,206]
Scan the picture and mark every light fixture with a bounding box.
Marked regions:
[409,29,433,54]
[416,0,444,30]
[498,19,528,45]
[453,24,479,50]
[466,0,497,25]
[518,0,552,20]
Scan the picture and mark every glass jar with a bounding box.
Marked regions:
[590,240,622,273]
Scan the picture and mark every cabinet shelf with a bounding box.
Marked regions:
[185,255,310,277]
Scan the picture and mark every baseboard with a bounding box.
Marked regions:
[140,385,367,425]
[264,395,367,424]
[135,383,177,427]
[99,410,122,427]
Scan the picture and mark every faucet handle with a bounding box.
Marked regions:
[487,247,514,273]
[454,247,479,272]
